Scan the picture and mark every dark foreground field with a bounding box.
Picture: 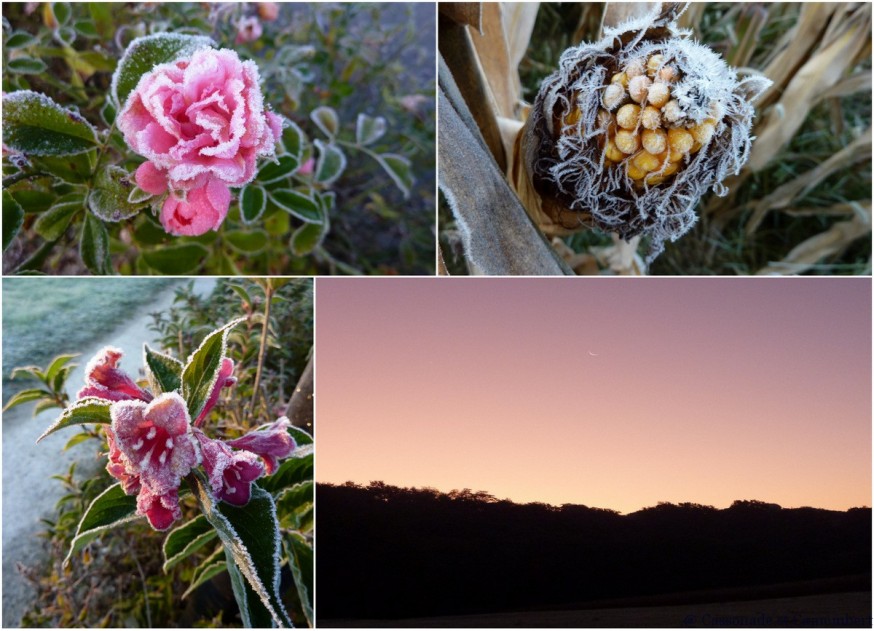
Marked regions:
[320,591,871,628]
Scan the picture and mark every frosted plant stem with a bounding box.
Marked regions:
[249,284,274,417]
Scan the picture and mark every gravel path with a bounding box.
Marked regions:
[2,278,216,626]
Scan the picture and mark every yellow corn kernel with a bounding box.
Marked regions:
[563,107,581,129]
[626,162,647,180]
[642,128,667,155]
[646,54,664,78]
[632,150,662,173]
[691,121,715,146]
[667,128,694,155]
[614,129,640,154]
[604,137,625,162]
[668,149,685,163]
[645,174,666,186]
[625,58,645,79]
[611,71,628,87]
[647,82,670,108]
[658,65,677,83]
[660,160,679,176]
[615,104,641,130]
[690,140,703,153]
[640,105,661,130]
[628,75,651,104]
[602,83,625,110]
[662,99,683,124]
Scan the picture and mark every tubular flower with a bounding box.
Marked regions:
[105,430,141,496]
[77,346,153,403]
[109,392,200,496]
[195,430,264,506]
[519,3,771,261]
[194,358,237,427]
[226,417,296,474]
[136,486,182,531]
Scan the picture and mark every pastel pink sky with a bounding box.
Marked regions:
[316,279,871,514]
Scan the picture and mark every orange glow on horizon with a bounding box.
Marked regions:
[315,279,872,514]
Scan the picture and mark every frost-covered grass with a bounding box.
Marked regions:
[2,278,176,396]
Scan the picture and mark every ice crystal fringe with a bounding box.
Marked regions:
[524,3,771,261]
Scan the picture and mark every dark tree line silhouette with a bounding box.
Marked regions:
[316,482,871,621]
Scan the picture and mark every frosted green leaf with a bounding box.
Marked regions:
[356,113,387,146]
[6,32,36,49]
[281,120,306,160]
[310,106,339,138]
[36,397,112,443]
[74,20,98,38]
[3,191,24,251]
[142,244,209,275]
[269,189,323,224]
[7,57,47,74]
[291,222,326,256]
[313,140,346,185]
[112,33,215,108]
[88,166,147,222]
[53,2,72,25]
[376,153,413,199]
[143,344,182,394]
[64,483,139,566]
[31,151,96,183]
[225,229,269,255]
[127,185,153,204]
[256,155,299,184]
[2,91,98,155]
[162,515,217,572]
[181,317,246,421]
[34,192,85,240]
[182,547,226,599]
[239,184,267,224]
[80,214,110,275]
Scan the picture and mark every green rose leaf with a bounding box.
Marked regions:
[181,317,246,421]
[36,397,112,443]
[225,229,269,255]
[239,184,267,224]
[290,222,326,257]
[2,191,24,251]
[80,214,111,275]
[64,483,139,566]
[88,165,148,222]
[31,151,97,184]
[33,192,85,241]
[190,474,294,628]
[313,139,346,185]
[257,155,300,185]
[162,514,218,572]
[112,33,215,108]
[310,105,339,138]
[376,153,413,199]
[6,32,36,49]
[281,120,306,160]
[143,344,183,394]
[7,57,48,74]
[355,113,387,146]
[269,189,323,224]
[2,91,98,156]
[142,244,209,275]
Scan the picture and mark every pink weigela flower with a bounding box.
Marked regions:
[105,430,142,496]
[227,417,296,474]
[137,486,182,532]
[109,392,200,497]
[195,430,264,506]
[78,346,153,403]
[117,47,283,236]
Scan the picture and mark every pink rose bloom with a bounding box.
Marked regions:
[109,392,200,496]
[117,47,283,236]
[78,346,153,403]
[195,430,264,506]
[226,417,296,474]
[235,16,263,45]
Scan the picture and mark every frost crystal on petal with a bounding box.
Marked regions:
[77,346,153,403]
[195,430,264,506]
[136,486,182,531]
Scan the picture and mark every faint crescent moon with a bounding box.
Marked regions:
[588,351,598,356]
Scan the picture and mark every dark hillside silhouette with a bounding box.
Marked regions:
[316,482,872,622]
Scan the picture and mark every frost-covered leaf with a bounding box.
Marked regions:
[63,431,95,451]
[52,2,72,25]
[2,90,97,155]
[287,425,313,448]
[313,139,346,185]
[142,243,209,275]
[7,57,47,74]
[281,120,306,160]
[2,191,24,251]
[45,353,78,384]
[36,397,112,443]
[190,473,293,628]
[258,451,313,495]
[88,165,147,222]
[182,547,226,599]
[269,189,323,224]
[376,153,413,198]
[239,184,266,224]
[6,32,36,49]
[256,155,299,184]
[285,533,314,626]
[80,214,111,275]
[31,151,96,183]
[74,19,98,38]
[100,99,116,126]
[162,514,217,572]
[112,33,215,108]
[181,317,246,421]
[291,222,326,256]
[64,483,139,566]
[356,113,387,146]
[127,185,153,204]
[143,344,182,395]
[276,482,314,531]
[2,388,52,412]
[310,105,339,138]
[225,229,269,255]
[33,192,84,240]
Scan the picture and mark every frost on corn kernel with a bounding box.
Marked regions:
[524,3,771,261]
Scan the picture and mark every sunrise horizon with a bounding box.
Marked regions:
[316,278,872,517]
